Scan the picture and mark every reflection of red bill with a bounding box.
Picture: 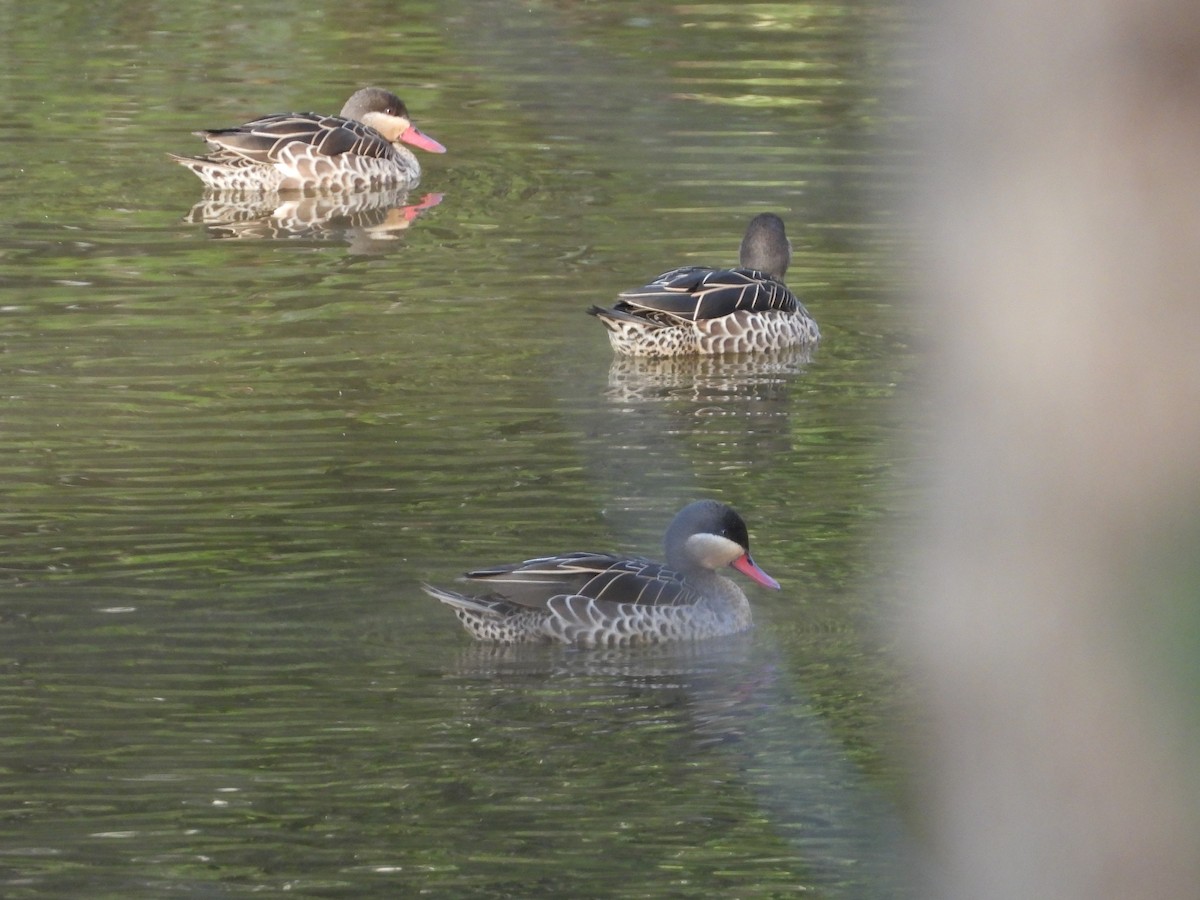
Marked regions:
[400,126,447,154]
[731,553,781,590]
[401,193,444,223]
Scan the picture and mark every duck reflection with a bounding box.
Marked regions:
[182,189,443,251]
[602,348,813,406]
[562,349,816,495]
[448,629,759,680]
[436,629,902,895]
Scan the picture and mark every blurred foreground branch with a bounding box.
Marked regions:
[907,0,1200,896]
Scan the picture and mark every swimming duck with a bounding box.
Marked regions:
[170,87,446,192]
[588,213,820,357]
[423,500,780,647]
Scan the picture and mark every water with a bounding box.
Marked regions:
[1,1,917,896]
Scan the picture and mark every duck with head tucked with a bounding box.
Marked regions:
[170,87,446,193]
[423,500,780,648]
[589,213,820,357]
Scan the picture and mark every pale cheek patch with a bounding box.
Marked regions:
[360,112,411,143]
[684,532,744,569]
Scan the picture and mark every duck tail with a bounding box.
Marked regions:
[587,304,642,326]
[420,583,503,617]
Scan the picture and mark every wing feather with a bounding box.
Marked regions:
[463,552,697,608]
[197,112,396,165]
[615,266,801,320]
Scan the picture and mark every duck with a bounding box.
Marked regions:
[588,213,820,357]
[422,500,780,647]
[169,87,446,193]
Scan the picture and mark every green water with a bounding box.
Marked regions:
[0,1,917,896]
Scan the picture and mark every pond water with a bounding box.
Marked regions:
[1,1,918,896]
